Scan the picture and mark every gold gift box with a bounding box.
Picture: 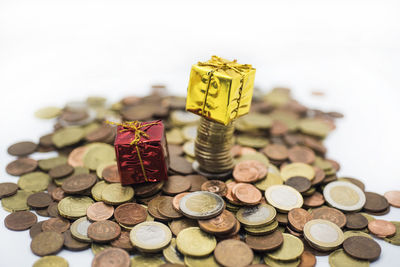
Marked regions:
[186,56,256,125]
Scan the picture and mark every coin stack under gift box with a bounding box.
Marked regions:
[1,68,400,266]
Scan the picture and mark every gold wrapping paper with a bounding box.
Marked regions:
[186,56,256,125]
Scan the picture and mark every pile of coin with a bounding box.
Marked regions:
[194,117,235,175]
[1,86,399,267]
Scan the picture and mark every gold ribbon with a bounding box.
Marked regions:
[197,55,253,119]
[106,120,158,182]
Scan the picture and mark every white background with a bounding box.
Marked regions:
[1,0,400,266]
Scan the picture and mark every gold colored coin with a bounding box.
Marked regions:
[131,254,165,267]
[18,172,50,192]
[91,243,111,254]
[236,135,269,148]
[343,231,372,240]
[38,156,68,171]
[236,203,277,226]
[263,256,300,267]
[91,181,108,201]
[244,220,279,235]
[303,219,344,251]
[70,217,92,242]
[281,162,315,181]
[1,190,32,212]
[255,172,283,192]
[34,106,62,119]
[267,233,303,261]
[32,255,68,267]
[83,143,116,170]
[58,196,94,219]
[323,181,366,212]
[183,140,195,158]
[176,227,216,257]
[163,238,185,265]
[299,118,332,138]
[235,152,270,167]
[184,254,220,267]
[96,161,116,179]
[265,185,303,213]
[101,183,134,205]
[329,249,370,267]
[166,128,185,145]
[130,221,172,253]
[384,221,400,245]
[52,126,85,148]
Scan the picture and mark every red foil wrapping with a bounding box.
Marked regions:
[114,120,169,185]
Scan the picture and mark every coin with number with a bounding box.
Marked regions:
[179,191,224,219]
[130,221,172,252]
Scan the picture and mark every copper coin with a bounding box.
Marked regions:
[345,213,368,230]
[311,207,346,228]
[63,229,90,251]
[42,217,70,233]
[169,156,193,175]
[87,220,121,243]
[61,173,97,194]
[215,220,241,241]
[87,202,114,222]
[186,174,208,192]
[340,177,365,191]
[288,208,312,232]
[368,219,396,238]
[47,202,60,217]
[343,236,381,261]
[326,159,340,172]
[7,141,37,156]
[201,180,227,196]
[6,158,38,176]
[168,144,183,156]
[29,221,44,238]
[91,247,130,267]
[270,120,288,136]
[162,175,191,195]
[169,218,198,236]
[286,225,303,237]
[36,208,50,217]
[47,182,57,194]
[311,167,325,185]
[110,231,134,251]
[158,196,182,219]
[147,196,170,221]
[86,124,113,142]
[232,183,262,205]
[262,144,288,161]
[366,206,390,216]
[102,165,121,183]
[384,190,400,208]
[114,203,147,226]
[0,182,18,198]
[225,181,241,205]
[49,164,74,179]
[68,146,88,167]
[214,239,254,267]
[299,250,316,267]
[136,190,161,206]
[233,160,267,183]
[31,231,64,256]
[27,192,53,209]
[285,176,312,193]
[198,210,236,235]
[276,212,288,225]
[172,192,190,211]
[51,187,65,201]
[288,145,315,164]
[303,192,325,208]
[39,133,54,147]
[245,231,284,252]
[5,211,37,231]
[133,181,163,197]
[364,192,389,212]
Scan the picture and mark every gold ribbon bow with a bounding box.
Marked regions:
[106,120,158,182]
[197,55,253,120]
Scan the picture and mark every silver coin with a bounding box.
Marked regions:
[179,191,225,219]
[70,217,92,242]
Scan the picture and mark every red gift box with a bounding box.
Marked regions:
[113,120,169,185]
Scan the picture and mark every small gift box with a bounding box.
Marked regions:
[186,55,256,125]
[112,120,169,185]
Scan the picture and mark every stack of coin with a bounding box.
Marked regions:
[194,117,235,175]
[1,86,399,267]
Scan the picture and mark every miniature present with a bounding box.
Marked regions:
[186,55,256,125]
[109,120,169,185]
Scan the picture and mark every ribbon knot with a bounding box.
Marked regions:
[106,120,159,182]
